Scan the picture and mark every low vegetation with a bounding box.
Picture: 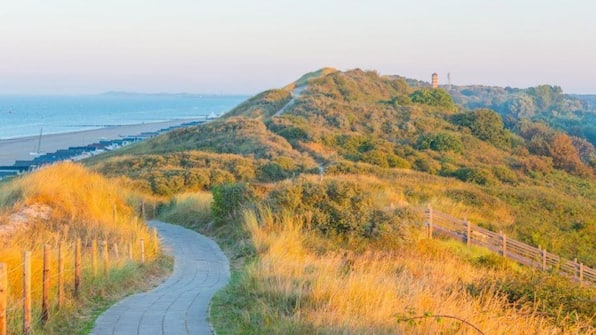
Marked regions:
[79,68,596,334]
[210,206,594,334]
[0,162,169,334]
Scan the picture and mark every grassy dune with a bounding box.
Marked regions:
[0,162,169,334]
[210,207,595,334]
[83,68,596,334]
[154,177,594,334]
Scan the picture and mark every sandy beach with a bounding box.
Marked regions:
[0,119,203,166]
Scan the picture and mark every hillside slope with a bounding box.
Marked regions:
[89,68,596,333]
[93,68,595,265]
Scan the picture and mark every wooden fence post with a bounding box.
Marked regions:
[58,242,64,309]
[92,239,98,277]
[140,239,145,264]
[141,239,145,263]
[579,263,584,286]
[426,205,433,239]
[541,247,547,271]
[75,239,81,295]
[23,251,31,335]
[0,263,7,335]
[141,201,146,220]
[114,243,120,260]
[465,219,471,247]
[42,245,50,322]
[501,233,507,257]
[102,240,109,276]
[128,241,133,261]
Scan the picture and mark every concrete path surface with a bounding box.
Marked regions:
[90,221,230,335]
[273,85,307,117]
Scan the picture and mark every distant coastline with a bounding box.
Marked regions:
[0,119,204,167]
[0,94,248,140]
[99,91,250,98]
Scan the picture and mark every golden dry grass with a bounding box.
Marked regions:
[237,207,594,334]
[158,192,213,230]
[0,162,162,333]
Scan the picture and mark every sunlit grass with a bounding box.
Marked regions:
[212,206,594,335]
[157,192,213,230]
[0,162,167,334]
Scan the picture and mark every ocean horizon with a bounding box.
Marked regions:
[0,93,248,140]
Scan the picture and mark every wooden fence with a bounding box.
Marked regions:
[0,232,156,335]
[426,206,595,286]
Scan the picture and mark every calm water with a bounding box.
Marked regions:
[0,94,247,139]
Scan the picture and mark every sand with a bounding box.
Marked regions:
[0,119,203,166]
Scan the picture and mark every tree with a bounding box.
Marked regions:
[519,121,591,176]
[409,88,455,109]
[526,85,563,110]
[452,109,510,148]
[416,132,463,153]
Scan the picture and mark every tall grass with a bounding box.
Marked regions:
[0,162,167,334]
[157,192,213,230]
[211,206,594,334]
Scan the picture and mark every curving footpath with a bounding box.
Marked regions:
[90,221,230,335]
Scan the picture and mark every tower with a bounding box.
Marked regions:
[431,73,439,89]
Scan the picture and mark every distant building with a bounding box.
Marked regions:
[431,73,439,88]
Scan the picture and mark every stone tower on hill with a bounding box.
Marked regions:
[431,73,439,88]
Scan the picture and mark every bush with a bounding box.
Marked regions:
[257,162,290,181]
[492,165,518,184]
[409,88,455,109]
[495,272,596,324]
[413,157,439,174]
[452,167,497,185]
[452,109,511,148]
[416,132,463,153]
[267,179,395,238]
[387,154,411,169]
[211,183,255,226]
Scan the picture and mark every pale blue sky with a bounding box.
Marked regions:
[1,0,595,94]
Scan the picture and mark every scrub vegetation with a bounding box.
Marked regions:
[49,68,596,333]
[0,162,169,334]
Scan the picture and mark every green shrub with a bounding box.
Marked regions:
[416,132,463,153]
[387,154,411,169]
[267,179,395,238]
[409,88,455,109]
[492,165,518,184]
[211,183,255,226]
[452,167,497,185]
[495,272,596,324]
[257,162,289,181]
[413,157,439,174]
[452,109,511,148]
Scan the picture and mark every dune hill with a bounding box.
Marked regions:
[89,68,596,333]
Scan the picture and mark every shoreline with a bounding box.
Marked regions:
[0,119,204,166]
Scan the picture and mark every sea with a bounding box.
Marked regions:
[0,93,248,140]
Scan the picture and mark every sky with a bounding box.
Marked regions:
[1,0,595,95]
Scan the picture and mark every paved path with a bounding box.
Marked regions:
[90,221,230,335]
[274,85,307,117]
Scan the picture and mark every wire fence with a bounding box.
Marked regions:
[0,230,159,335]
[425,206,595,286]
